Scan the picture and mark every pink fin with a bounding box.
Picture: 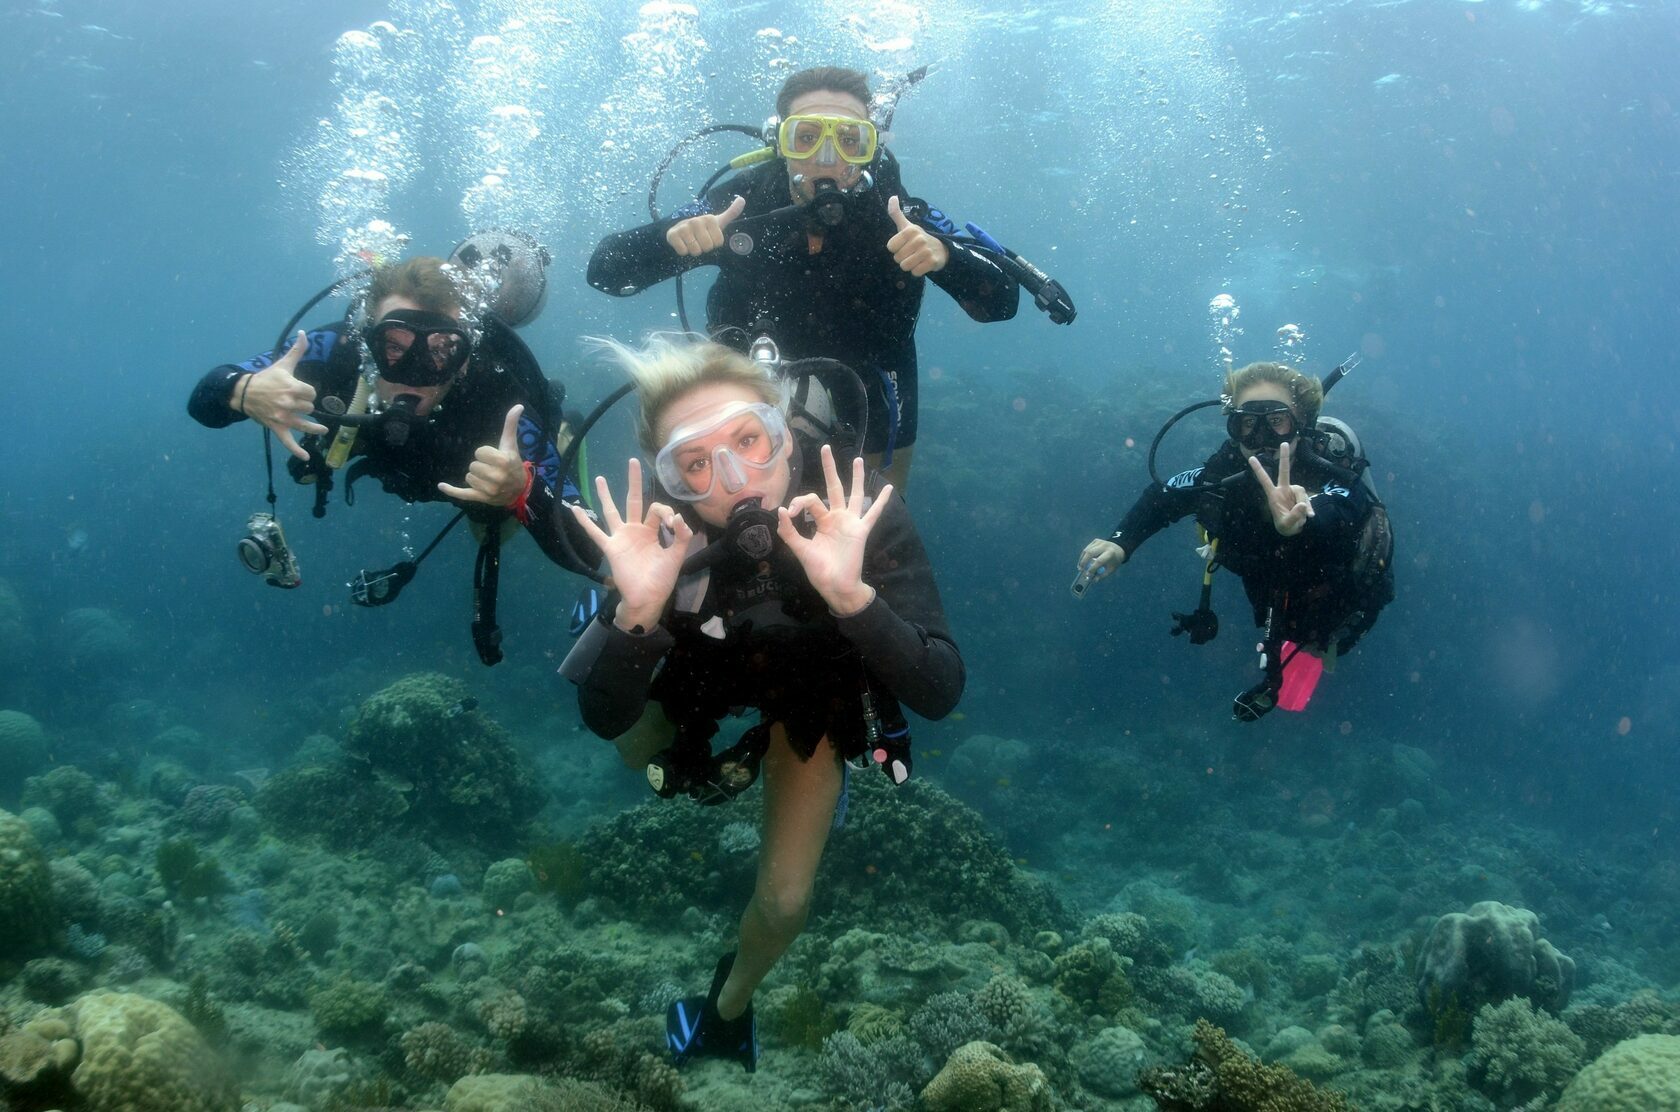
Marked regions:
[1276,641,1325,712]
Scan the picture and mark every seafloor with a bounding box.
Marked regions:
[1,599,1677,1111]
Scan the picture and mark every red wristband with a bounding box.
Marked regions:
[509,461,537,525]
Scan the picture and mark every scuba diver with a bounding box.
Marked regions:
[1076,360,1394,721]
[586,65,1045,491]
[187,242,601,665]
[559,336,962,1072]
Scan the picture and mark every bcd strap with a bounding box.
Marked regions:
[471,523,505,666]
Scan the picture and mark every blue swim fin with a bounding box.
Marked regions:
[666,952,758,1072]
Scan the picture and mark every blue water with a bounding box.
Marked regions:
[1,0,1677,1105]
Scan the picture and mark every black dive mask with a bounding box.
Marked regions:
[365,309,472,387]
[1225,400,1299,452]
[681,497,786,575]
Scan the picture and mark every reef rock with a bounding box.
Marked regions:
[1417,900,1575,1015]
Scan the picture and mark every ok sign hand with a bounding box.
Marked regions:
[568,458,693,632]
[1249,441,1316,537]
[777,444,892,616]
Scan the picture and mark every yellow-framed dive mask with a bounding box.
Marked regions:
[776,114,879,165]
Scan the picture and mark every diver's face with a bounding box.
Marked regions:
[657,381,791,528]
[784,90,871,201]
[371,295,464,416]
[1231,381,1301,461]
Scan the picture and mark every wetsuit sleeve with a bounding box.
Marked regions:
[187,328,342,428]
[1109,468,1204,556]
[1278,477,1370,575]
[511,414,603,575]
[565,609,676,739]
[585,197,715,297]
[905,194,1020,323]
[928,240,1020,322]
[833,489,965,720]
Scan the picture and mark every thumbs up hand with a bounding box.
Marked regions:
[885,195,949,277]
[665,195,747,257]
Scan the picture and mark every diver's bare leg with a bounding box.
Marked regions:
[715,724,841,1020]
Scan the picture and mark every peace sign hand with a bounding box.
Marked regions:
[1249,441,1315,537]
[567,458,693,632]
[777,444,891,616]
[438,404,529,506]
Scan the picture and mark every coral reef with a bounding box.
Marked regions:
[55,991,238,1112]
[820,1029,919,1110]
[345,673,545,846]
[1139,1019,1354,1111]
[401,1020,495,1083]
[0,807,56,959]
[61,608,138,673]
[0,578,31,678]
[1554,1033,1680,1111]
[253,760,411,850]
[1072,1025,1150,1098]
[0,710,47,799]
[920,1040,1054,1112]
[1467,996,1585,1105]
[480,858,533,912]
[1417,900,1575,1016]
[308,975,390,1045]
[21,765,109,831]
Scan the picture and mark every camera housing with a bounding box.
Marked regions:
[237,512,302,589]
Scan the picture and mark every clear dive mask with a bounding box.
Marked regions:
[777,114,879,166]
[653,401,789,502]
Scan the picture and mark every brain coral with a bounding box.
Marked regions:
[65,991,239,1112]
[1554,1033,1680,1111]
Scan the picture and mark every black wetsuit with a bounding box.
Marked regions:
[585,155,1019,456]
[1112,442,1384,655]
[562,438,963,759]
[188,317,598,574]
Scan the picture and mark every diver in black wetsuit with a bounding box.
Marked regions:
[560,336,961,1072]
[188,255,600,661]
[1078,361,1393,721]
[585,66,1020,491]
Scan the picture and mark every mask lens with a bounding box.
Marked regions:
[1226,402,1296,447]
[367,312,470,387]
[779,115,877,164]
[655,403,787,501]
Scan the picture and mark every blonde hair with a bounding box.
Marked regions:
[1224,361,1324,427]
[587,334,783,454]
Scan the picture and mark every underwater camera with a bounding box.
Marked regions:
[237,512,301,589]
